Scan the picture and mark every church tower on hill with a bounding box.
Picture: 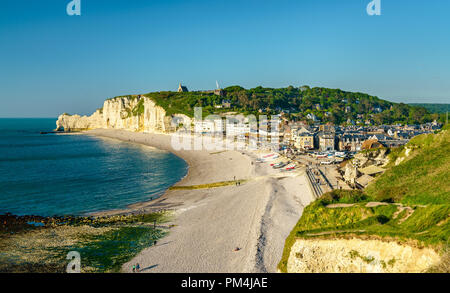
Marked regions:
[178,83,189,92]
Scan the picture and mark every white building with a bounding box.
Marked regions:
[194,119,224,134]
[226,122,250,136]
[306,113,318,122]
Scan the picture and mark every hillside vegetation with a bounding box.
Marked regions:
[110,86,440,125]
[409,103,450,114]
[279,125,450,273]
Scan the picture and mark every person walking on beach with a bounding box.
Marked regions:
[132,264,136,273]
[136,263,140,272]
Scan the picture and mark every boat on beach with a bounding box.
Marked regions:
[272,161,288,169]
[284,163,296,170]
[259,153,279,162]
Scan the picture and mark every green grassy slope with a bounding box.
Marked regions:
[278,126,450,272]
[365,126,450,205]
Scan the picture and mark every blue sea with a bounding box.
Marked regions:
[0,119,188,217]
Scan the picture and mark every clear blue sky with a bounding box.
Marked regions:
[0,0,449,117]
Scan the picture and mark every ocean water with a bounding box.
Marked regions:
[0,119,188,217]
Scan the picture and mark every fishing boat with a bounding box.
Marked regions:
[260,153,279,162]
[273,162,288,169]
[284,163,296,170]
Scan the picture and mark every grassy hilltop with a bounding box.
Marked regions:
[278,125,450,272]
[108,86,441,125]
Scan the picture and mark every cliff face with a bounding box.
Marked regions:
[56,96,191,133]
[287,238,440,273]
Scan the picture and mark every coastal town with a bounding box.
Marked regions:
[180,83,444,198]
[179,82,443,155]
[193,114,442,194]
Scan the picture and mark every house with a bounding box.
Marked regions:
[291,125,312,136]
[318,132,335,151]
[373,106,383,113]
[280,124,292,143]
[214,89,224,96]
[294,132,314,150]
[258,119,282,143]
[225,116,249,136]
[368,134,392,141]
[338,134,366,152]
[387,129,396,137]
[194,118,223,134]
[222,99,232,108]
[319,124,335,133]
[226,122,250,137]
[394,132,410,140]
[178,83,189,92]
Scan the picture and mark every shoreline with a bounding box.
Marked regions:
[86,129,255,217]
[85,129,316,273]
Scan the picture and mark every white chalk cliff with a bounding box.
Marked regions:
[56,95,191,133]
[287,238,441,273]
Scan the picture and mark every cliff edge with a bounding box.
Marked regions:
[56,95,191,133]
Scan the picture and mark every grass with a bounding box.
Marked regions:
[365,128,450,204]
[169,180,246,190]
[144,91,222,117]
[278,128,450,273]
